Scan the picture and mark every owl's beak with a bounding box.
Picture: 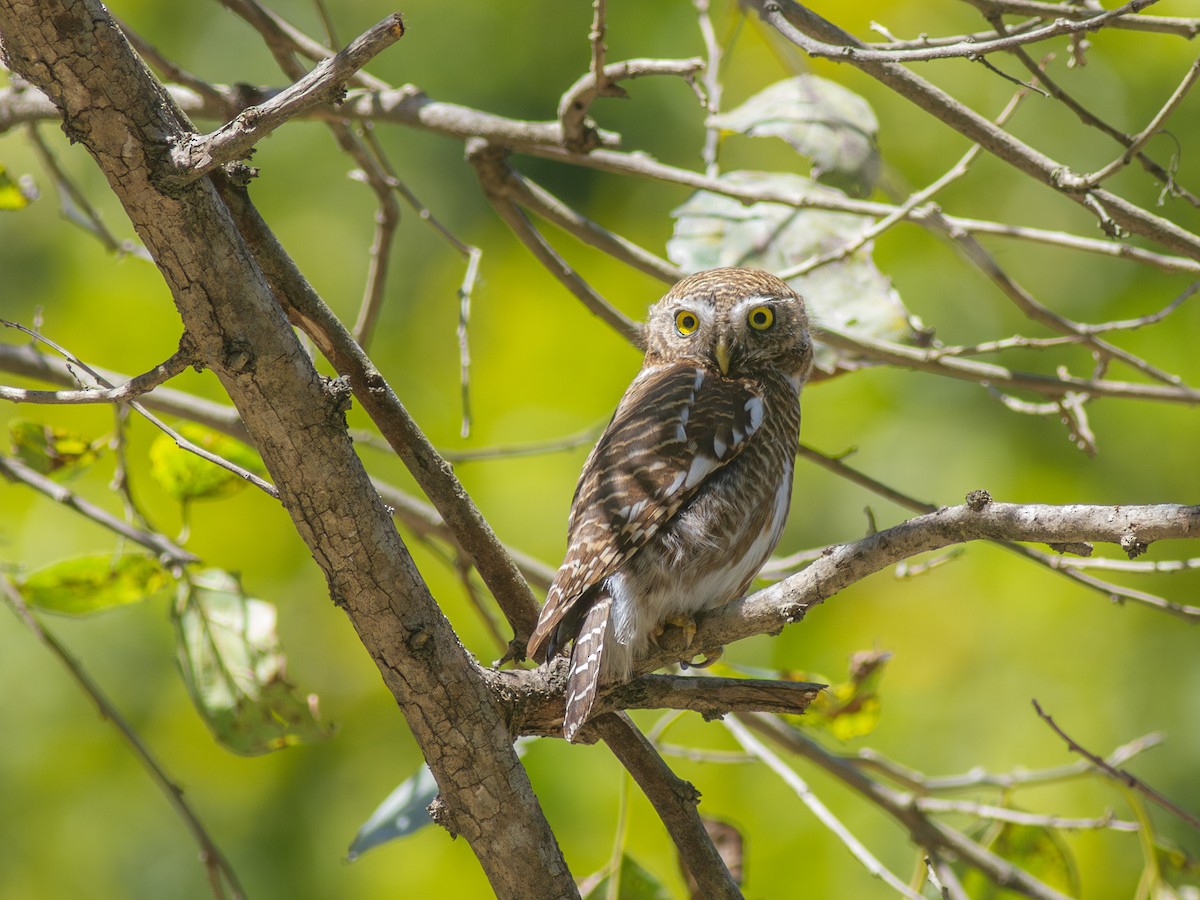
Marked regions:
[714,339,731,376]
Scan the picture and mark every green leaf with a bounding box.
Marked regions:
[174,569,328,756]
[19,553,173,615]
[789,649,890,741]
[583,855,672,900]
[10,418,104,477]
[708,76,880,197]
[348,764,441,860]
[667,170,927,375]
[149,424,266,502]
[0,163,36,210]
[961,821,1080,898]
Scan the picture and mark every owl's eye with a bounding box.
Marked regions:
[748,305,775,331]
[675,310,700,336]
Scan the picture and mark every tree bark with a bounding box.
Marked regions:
[0,2,575,896]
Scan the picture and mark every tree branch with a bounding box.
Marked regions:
[165,14,405,186]
[636,498,1200,675]
[213,175,542,647]
[1,578,244,900]
[0,454,197,566]
[588,713,742,899]
[1032,700,1200,831]
[0,3,573,895]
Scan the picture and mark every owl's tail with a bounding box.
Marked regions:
[563,592,613,742]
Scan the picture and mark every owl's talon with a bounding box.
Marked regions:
[682,646,724,670]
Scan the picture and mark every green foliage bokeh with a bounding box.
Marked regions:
[2,1,1199,897]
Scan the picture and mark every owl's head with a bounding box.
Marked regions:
[644,267,814,387]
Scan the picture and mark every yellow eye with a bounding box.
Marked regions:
[675,310,699,336]
[748,305,774,331]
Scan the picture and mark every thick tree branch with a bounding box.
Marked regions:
[637,498,1200,674]
[213,176,542,646]
[0,3,573,896]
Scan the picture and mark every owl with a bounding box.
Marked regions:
[528,267,814,742]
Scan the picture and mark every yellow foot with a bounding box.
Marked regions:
[652,614,698,655]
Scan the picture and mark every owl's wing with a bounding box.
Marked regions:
[528,364,767,662]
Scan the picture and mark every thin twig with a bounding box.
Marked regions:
[25,124,148,258]
[1032,700,1200,831]
[0,335,192,404]
[743,714,1074,900]
[1082,58,1200,188]
[0,579,244,900]
[725,715,924,899]
[0,455,197,566]
[1,322,276,496]
[558,56,704,151]
[915,797,1139,832]
[468,142,644,347]
[817,326,1200,405]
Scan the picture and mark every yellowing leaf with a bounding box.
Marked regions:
[19,554,173,615]
[174,569,328,756]
[0,163,36,210]
[149,423,266,502]
[789,649,891,741]
[10,418,104,477]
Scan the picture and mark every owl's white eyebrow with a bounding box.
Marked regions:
[733,295,780,312]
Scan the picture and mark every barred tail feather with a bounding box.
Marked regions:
[563,593,612,742]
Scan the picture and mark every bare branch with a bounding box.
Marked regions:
[762,0,1157,64]
[818,327,1200,405]
[725,715,924,898]
[0,454,197,567]
[468,141,645,347]
[499,665,823,737]
[915,797,1139,832]
[0,333,193,404]
[1082,57,1200,188]
[636,499,1200,675]
[743,714,1074,900]
[589,713,742,899]
[1,578,245,900]
[166,14,406,186]
[559,57,705,151]
[749,0,1200,260]
[960,0,1200,38]
[1033,700,1200,831]
[214,175,542,644]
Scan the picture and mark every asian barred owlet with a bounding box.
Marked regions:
[528,267,814,742]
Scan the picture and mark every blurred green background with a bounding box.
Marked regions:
[2,1,1199,897]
